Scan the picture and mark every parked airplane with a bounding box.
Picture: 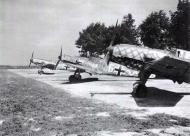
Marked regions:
[55,47,135,82]
[107,44,190,97]
[29,51,69,74]
[55,20,138,81]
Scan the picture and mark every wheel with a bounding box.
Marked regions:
[132,82,147,98]
[69,74,82,82]
[69,75,75,82]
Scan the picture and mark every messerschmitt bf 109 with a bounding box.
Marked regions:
[55,47,134,82]
[106,43,190,97]
[29,51,69,74]
[55,21,137,81]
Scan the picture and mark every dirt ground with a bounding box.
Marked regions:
[1,69,190,136]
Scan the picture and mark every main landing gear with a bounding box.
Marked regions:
[68,69,82,82]
[38,69,44,75]
[132,65,152,98]
[132,81,147,98]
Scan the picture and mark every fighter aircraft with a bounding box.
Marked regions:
[55,47,134,82]
[29,51,69,74]
[106,43,190,97]
[55,20,137,81]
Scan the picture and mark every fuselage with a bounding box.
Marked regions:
[31,58,56,69]
[31,58,55,65]
[62,55,134,76]
[111,44,172,61]
[111,44,190,83]
[69,56,110,74]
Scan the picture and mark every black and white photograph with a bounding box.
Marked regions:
[0,0,190,135]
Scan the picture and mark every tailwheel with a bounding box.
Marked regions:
[69,74,82,82]
[132,81,147,98]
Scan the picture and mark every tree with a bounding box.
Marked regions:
[75,14,139,56]
[170,0,190,50]
[120,14,139,45]
[106,14,139,46]
[76,23,107,57]
[139,10,171,49]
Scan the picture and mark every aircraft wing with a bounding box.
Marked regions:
[147,56,190,84]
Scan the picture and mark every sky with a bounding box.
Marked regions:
[0,0,178,65]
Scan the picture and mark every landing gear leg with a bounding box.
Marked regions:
[38,70,43,75]
[132,65,152,98]
[38,67,44,75]
[132,81,147,98]
[69,69,82,82]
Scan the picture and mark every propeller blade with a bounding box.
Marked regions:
[106,49,113,65]
[31,51,34,59]
[115,19,118,27]
[29,61,32,67]
[29,51,34,67]
[55,60,60,70]
[55,47,63,70]
[106,19,119,64]
[58,47,63,60]
[60,47,62,57]
[107,19,119,50]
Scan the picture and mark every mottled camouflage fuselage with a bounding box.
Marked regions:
[111,44,190,84]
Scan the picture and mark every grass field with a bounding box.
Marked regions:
[0,69,190,136]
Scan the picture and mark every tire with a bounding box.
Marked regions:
[69,75,75,82]
[69,74,82,82]
[132,82,147,98]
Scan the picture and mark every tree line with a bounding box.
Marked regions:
[76,0,189,57]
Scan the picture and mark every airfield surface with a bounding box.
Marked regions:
[1,69,190,135]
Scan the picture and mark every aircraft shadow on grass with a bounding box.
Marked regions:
[90,87,190,107]
[62,78,99,84]
[42,73,55,75]
[98,79,137,82]
[62,78,137,84]
[133,87,190,107]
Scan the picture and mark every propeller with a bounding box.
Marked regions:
[55,47,63,69]
[106,19,118,65]
[105,49,113,65]
[29,51,34,67]
[107,19,118,50]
